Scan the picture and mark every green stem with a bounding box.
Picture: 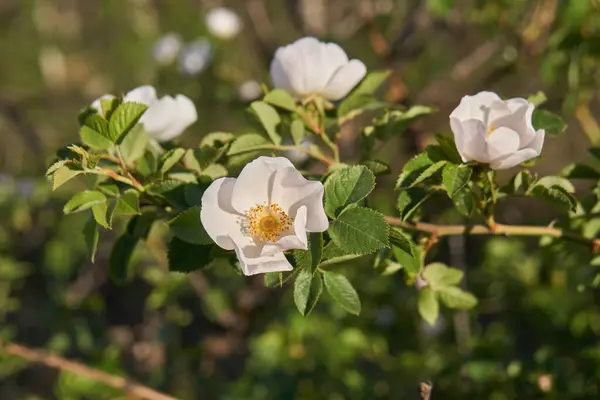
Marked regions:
[263,144,334,166]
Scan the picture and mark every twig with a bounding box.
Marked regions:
[384,216,600,251]
[0,340,177,400]
[263,144,334,166]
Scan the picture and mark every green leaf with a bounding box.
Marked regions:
[99,96,121,120]
[438,286,478,309]
[397,187,430,220]
[64,190,107,214]
[108,102,148,143]
[532,176,575,193]
[263,89,296,112]
[434,134,462,164]
[418,287,439,326]
[442,163,472,198]
[410,160,447,187]
[227,133,271,156]
[453,187,476,216]
[80,115,112,150]
[138,152,159,177]
[200,132,236,147]
[422,263,464,291]
[322,271,361,315]
[264,272,283,288]
[126,212,157,239]
[109,233,138,283]
[395,153,434,189]
[167,237,212,273]
[82,217,99,263]
[368,106,437,141]
[338,70,390,118]
[532,109,566,136]
[290,119,306,146]
[527,91,547,106]
[250,101,282,145]
[293,269,323,316]
[329,205,389,255]
[427,0,454,16]
[113,190,141,216]
[530,185,577,211]
[169,206,213,245]
[324,165,376,218]
[119,125,149,165]
[561,163,600,180]
[52,166,82,190]
[91,202,110,228]
[362,160,391,175]
[160,148,186,174]
[389,229,420,275]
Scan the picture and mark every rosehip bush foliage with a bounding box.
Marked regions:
[47,36,592,327]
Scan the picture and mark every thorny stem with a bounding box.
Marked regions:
[384,216,600,252]
[0,340,176,400]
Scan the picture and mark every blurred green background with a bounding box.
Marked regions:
[2,0,600,398]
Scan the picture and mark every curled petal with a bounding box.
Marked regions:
[231,157,295,213]
[453,119,488,163]
[261,205,308,256]
[486,127,521,162]
[323,59,367,101]
[450,91,501,122]
[270,166,328,232]
[200,178,242,250]
[234,248,293,276]
[490,102,536,147]
[528,129,545,154]
[124,85,157,106]
[489,148,539,170]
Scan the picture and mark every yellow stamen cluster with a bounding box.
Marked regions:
[246,202,293,242]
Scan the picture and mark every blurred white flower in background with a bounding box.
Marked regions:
[91,85,197,142]
[237,80,262,102]
[205,7,242,40]
[449,91,545,170]
[283,139,313,164]
[178,38,213,76]
[152,33,183,65]
[270,37,366,101]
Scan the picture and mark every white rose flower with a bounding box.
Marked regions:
[152,33,182,65]
[270,37,367,101]
[178,38,212,76]
[91,85,197,143]
[450,91,545,170]
[205,7,242,40]
[200,156,329,276]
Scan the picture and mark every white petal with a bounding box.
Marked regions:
[234,248,293,276]
[449,117,468,162]
[149,95,197,142]
[450,91,501,122]
[124,85,157,105]
[486,127,521,162]
[261,205,308,256]
[270,166,328,232]
[303,41,348,93]
[322,59,367,101]
[140,96,176,139]
[454,119,488,163]
[200,178,242,250]
[270,57,293,92]
[489,102,536,147]
[231,156,295,213]
[272,37,321,96]
[528,129,545,154]
[489,148,539,170]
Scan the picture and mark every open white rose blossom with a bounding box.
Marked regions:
[270,37,367,101]
[200,156,329,276]
[92,85,197,143]
[449,91,545,170]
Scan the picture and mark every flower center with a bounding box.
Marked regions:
[246,203,293,242]
[486,125,498,137]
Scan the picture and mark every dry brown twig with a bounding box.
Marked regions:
[0,340,177,400]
